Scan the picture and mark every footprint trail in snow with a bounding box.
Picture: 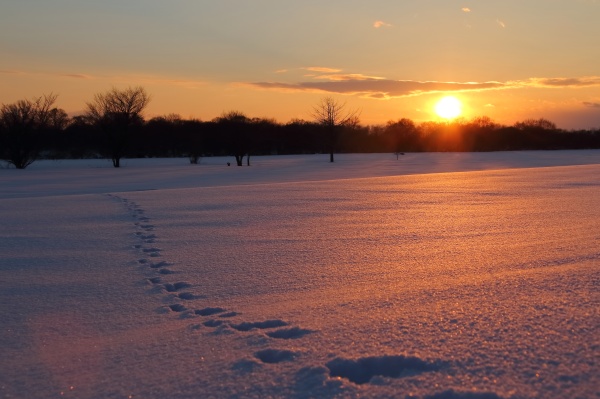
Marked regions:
[107,193,458,393]
[108,195,319,366]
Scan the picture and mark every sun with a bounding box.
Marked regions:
[434,96,462,119]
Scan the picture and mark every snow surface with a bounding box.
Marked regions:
[1,151,599,399]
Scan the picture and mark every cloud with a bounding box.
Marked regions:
[462,7,471,12]
[314,73,385,81]
[496,19,506,28]
[530,77,600,87]
[373,20,392,28]
[245,79,506,98]
[303,67,342,73]
[63,74,93,79]
[244,73,600,99]
[274,69,288,74]
[583,102,600,108]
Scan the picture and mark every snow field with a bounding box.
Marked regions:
[1,152,599,399]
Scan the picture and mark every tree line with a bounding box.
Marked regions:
[1,87,599,169]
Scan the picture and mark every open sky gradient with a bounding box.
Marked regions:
[1,0,599,129]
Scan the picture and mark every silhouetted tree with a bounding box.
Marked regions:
[282,119,320,154]
[179,119,206,164]
[143,114,195,159]
[215,111,251,166]
[312,97,360,162]
[514,118,557,131]
[4,85,600,159]
[41,108,72,158]
[0,93,67,168]
[246,117,278,164]
[465,116,499,151]
[385,118,419,157]
[513,118,559,149]
[84,86,150,167]
[417,121,444,151]
[60,115,101,158]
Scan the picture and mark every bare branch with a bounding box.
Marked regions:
[85,86,150,124]
[311,96,360,127]
[311,96,361,162]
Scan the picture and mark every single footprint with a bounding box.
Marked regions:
[266,327,314,339]
[143,248,161,253]
[178,292,199,300]
[150,262,173,269]
[231,320,288,332]
[325,355,443,385]
[150,261,172,269]
[159,268,175,274]
[203,319,224,327]
[255,349,297,364]
[168,304,187,312]
[219,311,239,318]
[164,282,192,292]
[195,307,226,316]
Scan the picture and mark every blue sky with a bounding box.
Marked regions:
[1,0,599,128]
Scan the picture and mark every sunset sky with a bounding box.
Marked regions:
[1,0,599,129]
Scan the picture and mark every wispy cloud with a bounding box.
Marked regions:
[245,79,505,99]
[244,73,600,99]
[496,19,506,28]
[462,7,471,13]
[373,20,392,28]
[583,101,600,108]
[530,77,600,87]
[314,73,385,81]
[303,67,342,73]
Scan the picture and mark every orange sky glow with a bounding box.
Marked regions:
[1,1,599,129]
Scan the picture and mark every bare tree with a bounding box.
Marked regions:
[311,97,360,162]
[84,86,150,167]
[0,93,66,169]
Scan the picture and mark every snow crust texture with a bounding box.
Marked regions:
[1,152,599,399]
